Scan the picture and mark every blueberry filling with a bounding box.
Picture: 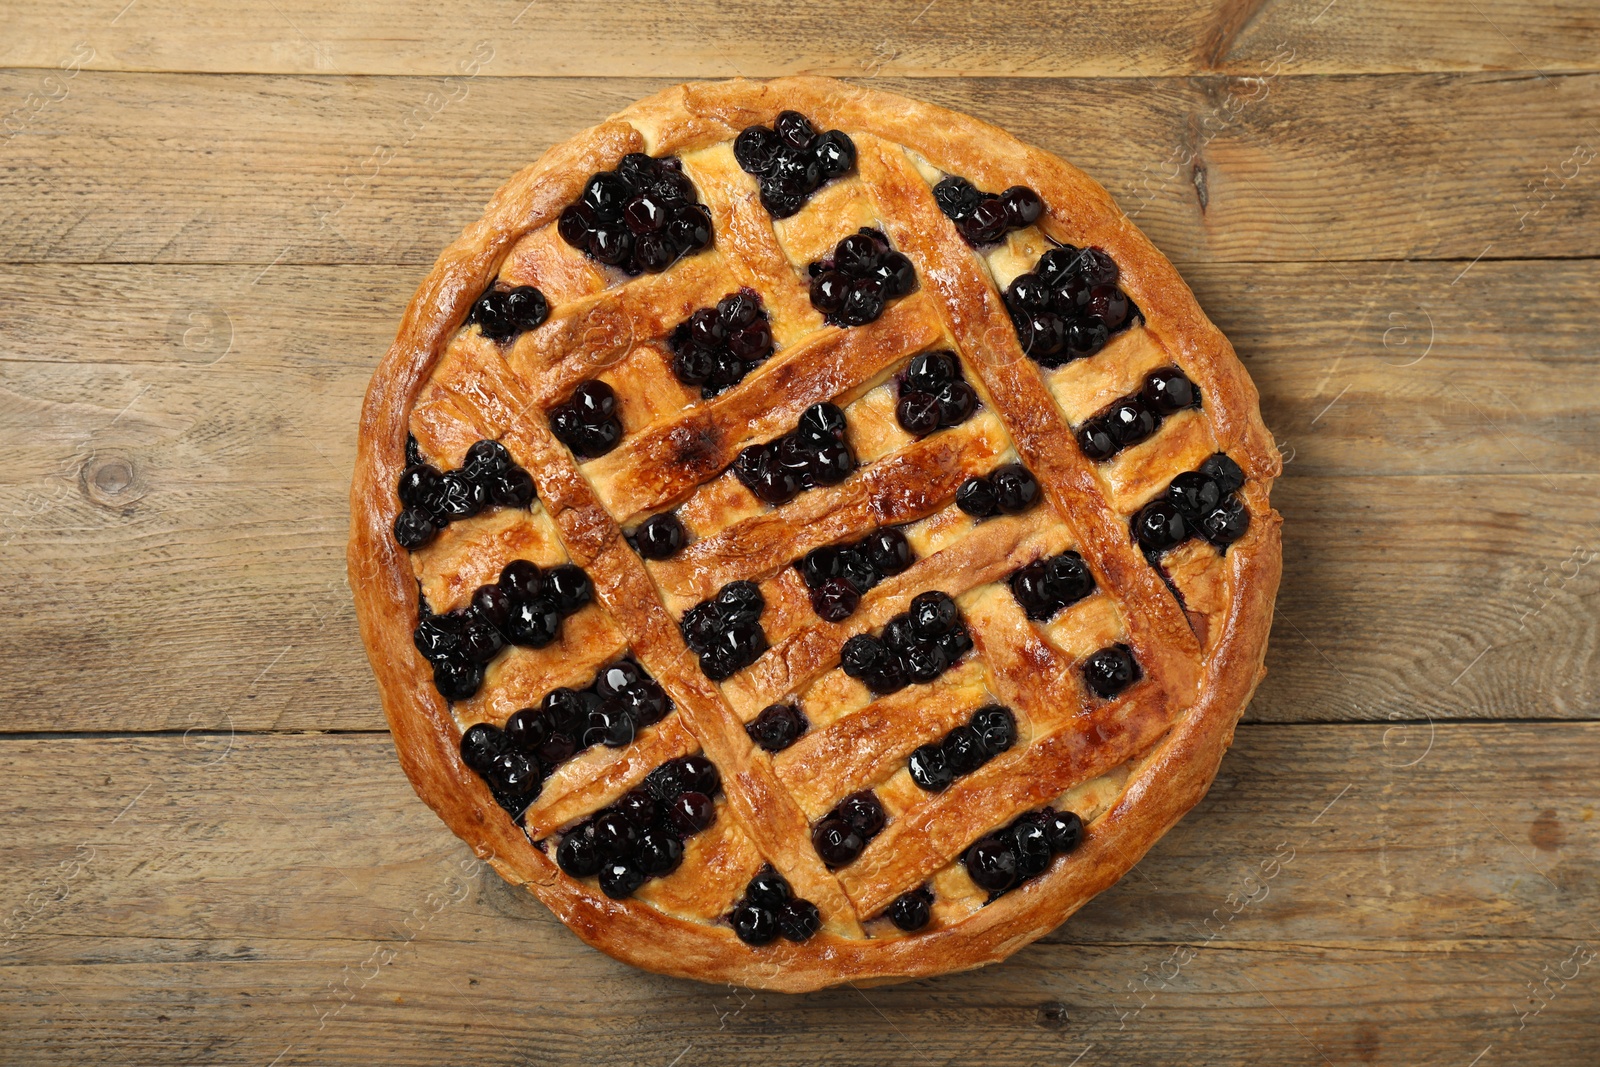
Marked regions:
[727,864,822,945]
[961,807,1084,899]
[669,289,775,399]
[907,704,1017,792]
[1075,367,1200,461]
[886,885,934,931]
[1008,550,1096,622]
[1130,452,1250,557]
[895,350,978,437]
[731,402,856,506]
[932,176,1043,247]
[807,228,917,327]
[413,558,593,701]
[955,463,1040,519]
[734,111,857,220]
[838,590,971,696]
[811,790,886,869]
[1083,644,1139,699]
[554,754,721,897]
[681,580,768,681]
[557,154,712,275]
[746,702,809,752]
[549,380,624,459]
[795,527,915,622]
[393,438,537,551]
[1004,245,1138,368]
[629,512,687,561]
[468,283,549,344]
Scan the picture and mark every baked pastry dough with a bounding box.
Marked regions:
[348,76,1282,991]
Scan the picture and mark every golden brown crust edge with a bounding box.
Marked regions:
[348,76,1282,992]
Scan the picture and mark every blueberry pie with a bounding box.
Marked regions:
[349,77,1282,991]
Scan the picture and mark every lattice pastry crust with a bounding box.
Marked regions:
[348,76,1282,991]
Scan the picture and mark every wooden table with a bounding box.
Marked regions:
[2,2,1596,1063]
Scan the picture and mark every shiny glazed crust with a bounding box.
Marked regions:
[348,76,1282,991]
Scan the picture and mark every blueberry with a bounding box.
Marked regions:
[716,581,765,623]
[677,754,721,797]
[774,110,817,150]
[673,343,715,385]
[556,831,603,878]
[632,230,677,273]
[814,130,856,179]
[618,679,670,727]
[435,472,488,521]
[1078,247,1119,286]
[837,791,886,839]
[487,467,536,508]
[879,252,917,297]
[636,829,683,876]
[810,269,851,315]
[905,351,957,394]
[862,528,913,577]
[727,319,772,362]
[1009,561,1057,621]
[934,380,977,426]
[585,703,635,748]
[1200,496,1250,546]
[459,613,505,664]
[594,660,643,698]
[959,197,1010,245]
[839,282,885,327]
[1006,273,1051,314]
[680,603,721,655]
[398,464,442,508]
[811,577,861,622]
[1044,552,1095,607]
[643,760,689,803]
[964,834,1020,893]
[1092,286,1131,331]
[1053,274,1092,317]
[747,702,808,752]
[557,205,590,247]
[835,233,879,274]
[588,225,633,266]
[812,815,865,868]
[777,898,822,941]
[581,172,631,221]
[1077,418,1118,461]
[592,810,640,859]
[541,688,589,737]
[1013,819,1053,878]
[1000,185,1044,228]
[459,722,504,774]
[797,402,847,444]
[537,731,577,767]
[731,901,778,945]
[546,565,593,614]
[1106,398,1156,448]
[943,725,986,776]
[909,591,959,639]
[734,125,781,174]
[867,654,910,695]
[972,705,1016,758]
[669,203,713,252]
[433,659,483,701]
[487,748,540,801]
[1199,453,1246,495]
[1133,499,1189,552]
[888,888,932,931]
[933,176,981,219]
[882,613,919,655]
[1041,809,1085,853]
[1036,247,1081,287]
[1067,317,1111,359]
[768,147,820,196]
[1084,645,1139,698]
[1167,471,1222,520]
[504,596,561,647]
[749,457,801,504]
[1019,312,1068,366]
[896,390,942,436]
[937,623,974,663]
[668,790,717,835]
[956,475,999,518]
[614,788,659,830]
[902,641,948,683]
[991,464,1040,513]
[634,512,686,560]
[840,634,886,679]
[616,152,658,189]
[393,508,438,549]
[908,743,953,791]
[745,866,792,909]
[599,859,646,899]
[699,625,765,680]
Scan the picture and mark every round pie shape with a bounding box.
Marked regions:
[348,76,1283,991]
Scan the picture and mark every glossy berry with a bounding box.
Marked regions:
[972,705,1017,758]
[505,597,560,648]
[776,898,822,941]
[1077,418,1117,461]
[908,743,953,792]
[591,810,639,859]
[731,901,779,946]
[809,228,911,326]
[545,565,593,615]
[1084,645,1139,698]
[556,831,603,878]
[862,528,913,576]
[896,391,941,436]
[1200,453,1246,496]
[1200,496,1251,546]
[943,725,986,776]
[668,791,717,835]
[636,829,684,876]
[938,624,974,663]
[472,285,549,343]
[586,704,635,748]
[561,156,712,272]
[956,475,999,518]
[1009,560,1057,621]
[433,659,483,701]
[1045,552,1095,607]
[888,889,933,932]
[934,379,977,425]
[393,508,438,549]
[964,835,1020,893]
[745,866,792,909]
[459,722,504,775]
[499,559,544,602]
[1041,809,1085,853]
[736,114,855,219]
[905,351,956,393]
[1133,499,1189,553]
[1000,185,1044,227]
[840,634,886,679]
[670,290,773,398]
[837,791,886,839]
[599,859,646,899]
[812,816,866,868]
[1167,471,1222,520]
[503,707,548,755]
[487,467,536,508]
[634,512,686,560]
[398,464,441,508]
[991,464,1040,514]
[903,642,947,683]
[550,380,623,459]
[909,591,959,639]
[811,577,861,622]
[1142,368,1196,414]
[1106,398,1156,448]
[1013,819,1054,878]
[937,176,1042,246]
[677,754,722,797]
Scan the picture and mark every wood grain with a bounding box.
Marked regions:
[0,725,1593,1065]
[2,73,1596,269]
[2,0,1595,77]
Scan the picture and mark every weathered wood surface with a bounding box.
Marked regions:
[1,726,1595,1065]
[2,2,1596,1061]
[3,0,1597,77]
[1,73,1597,269]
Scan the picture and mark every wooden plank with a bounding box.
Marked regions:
[0,257,1596,732]
[1,0,1595,78]
[0,725,1594,1064]
[1,72,1597,267]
